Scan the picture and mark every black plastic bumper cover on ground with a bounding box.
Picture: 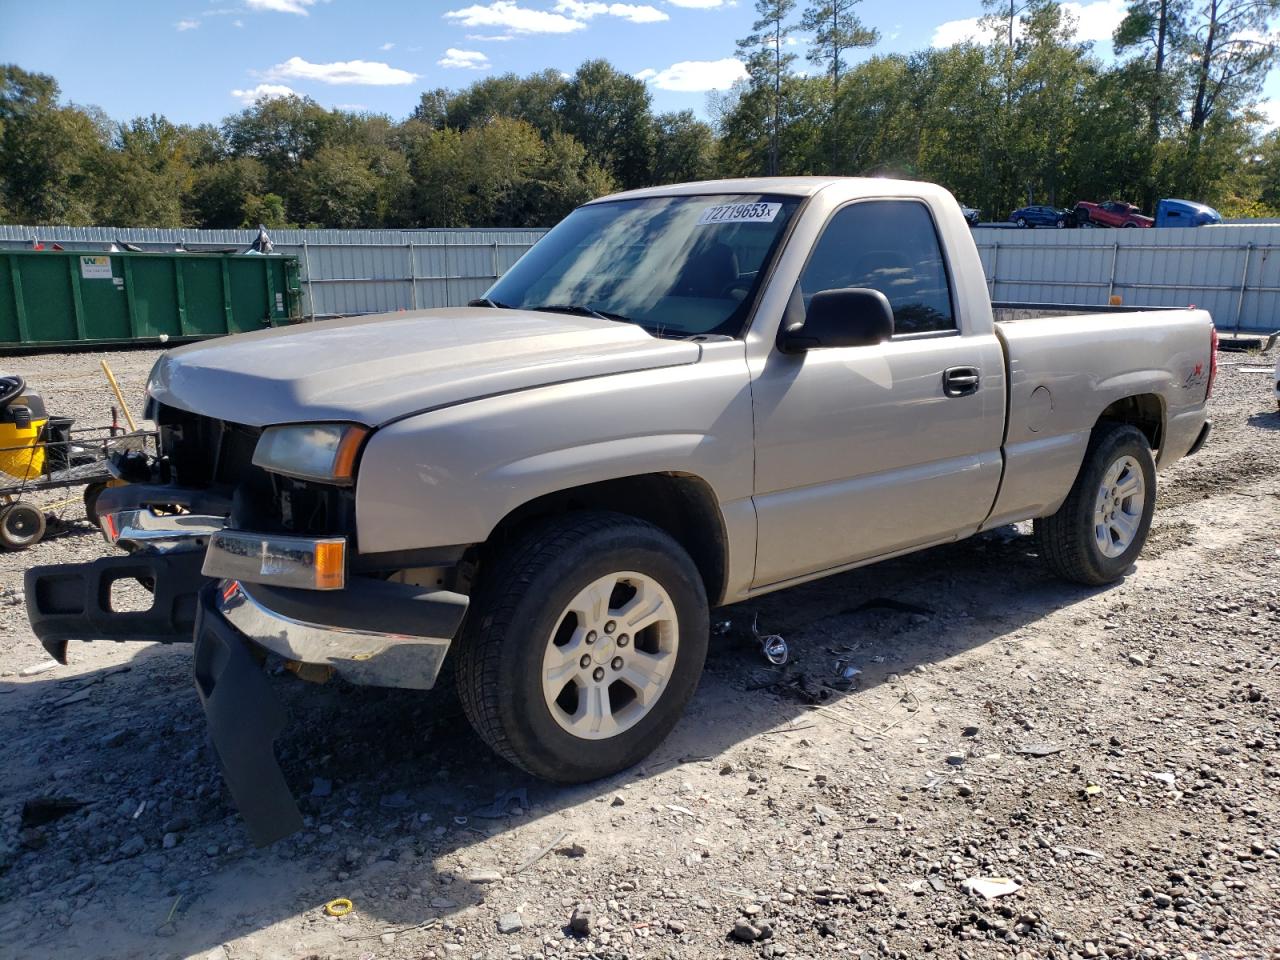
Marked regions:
[25,549,208,663]
[193,584,303,847]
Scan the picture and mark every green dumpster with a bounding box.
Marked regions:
[0,250,302,349]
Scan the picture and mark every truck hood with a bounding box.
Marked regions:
[147,308,702,427]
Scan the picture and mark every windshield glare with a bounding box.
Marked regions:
[485,194,801,338]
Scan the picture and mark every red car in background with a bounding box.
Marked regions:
[1074,200,1153,228]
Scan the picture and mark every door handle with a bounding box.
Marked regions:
[943,366,981,398]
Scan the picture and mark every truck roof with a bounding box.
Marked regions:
[591,176,953,203]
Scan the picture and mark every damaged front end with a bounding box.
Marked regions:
[24,402,469,846]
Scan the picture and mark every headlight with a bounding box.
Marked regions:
[252,423,369,484]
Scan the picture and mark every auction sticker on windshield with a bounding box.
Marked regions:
[697,202,782,225]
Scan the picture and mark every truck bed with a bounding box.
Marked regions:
[980,301,1214,530]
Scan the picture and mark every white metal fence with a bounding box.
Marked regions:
[973,224,1280,333]
[4,222,1277,333]
[0,226,548,320]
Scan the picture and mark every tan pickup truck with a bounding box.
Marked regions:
[27,177,1215,843]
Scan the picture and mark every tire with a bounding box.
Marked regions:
[455,511,709,783]
[1056,218,1066,229]
[83,482,107,527]
[1016,217,1028,228]
[1034,424,1156,586]
[0,501,47,551]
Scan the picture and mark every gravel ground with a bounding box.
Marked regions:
[0,346,1276,960]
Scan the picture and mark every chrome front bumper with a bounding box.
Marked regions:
[103,509,224,552]
[217,579,467,690]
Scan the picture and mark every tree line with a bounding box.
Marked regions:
[1,0,1277,231]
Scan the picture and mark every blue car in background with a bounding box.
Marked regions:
[1009,205,1071,228]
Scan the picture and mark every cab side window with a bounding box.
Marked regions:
[797,200,956,335]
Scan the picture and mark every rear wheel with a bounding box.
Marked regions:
[1035,424,1156,586]
[455,511,709,783]
[0,501,46,551]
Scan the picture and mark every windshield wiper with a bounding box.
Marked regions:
[467,296,512,308]
[523,303,690,340]
[526,303,634,325]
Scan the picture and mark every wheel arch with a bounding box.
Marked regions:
[1097,393,1164,453]
[481,472,730,606]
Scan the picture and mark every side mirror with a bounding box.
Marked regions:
[780,287,895,352]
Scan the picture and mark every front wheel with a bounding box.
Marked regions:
[1035,424,1156,586]
[455,512,709,783]
[1016,217,1028,228]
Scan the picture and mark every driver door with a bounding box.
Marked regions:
[749,199,1005,588]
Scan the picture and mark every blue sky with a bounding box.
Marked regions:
[2,0,1276,126]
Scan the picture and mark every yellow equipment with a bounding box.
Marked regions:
[0,376,47,483]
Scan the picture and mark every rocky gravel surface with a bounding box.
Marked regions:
[0,346,1277,960]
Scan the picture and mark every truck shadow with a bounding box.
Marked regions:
[0,524,1114,957]
[1246,409,1279,431]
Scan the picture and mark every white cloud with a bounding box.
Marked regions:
[931,16,985,47]
[932,0,1127,47]
[244,0,318,14]
[636,57,747,92]
[176,18,200,30]
[553,0,668,23]
[380,41,395,50]
[1256,99,1280,129]
[233,18,244,27]
[1063,0,1128,42]
[438,48,491,69]
[664,0,728,7]
[467,33,516,40]
[264,56,419,85]
[444,1,586,34]
[231,83,299,104]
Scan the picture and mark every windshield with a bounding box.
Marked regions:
[485,194,802,338]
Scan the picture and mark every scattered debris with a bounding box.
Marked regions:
[472,787,528,819]
[962,877,1021,899]
[51,689,92,708]
[513,830,570,873]
[18,661,58,678]
[323,898,353,917]
[20,796,86,827]
[1017,742,1066,757]
[570,904,593,935]
[496,912,523,934]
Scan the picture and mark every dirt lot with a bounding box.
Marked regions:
[0,346,1276,960]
